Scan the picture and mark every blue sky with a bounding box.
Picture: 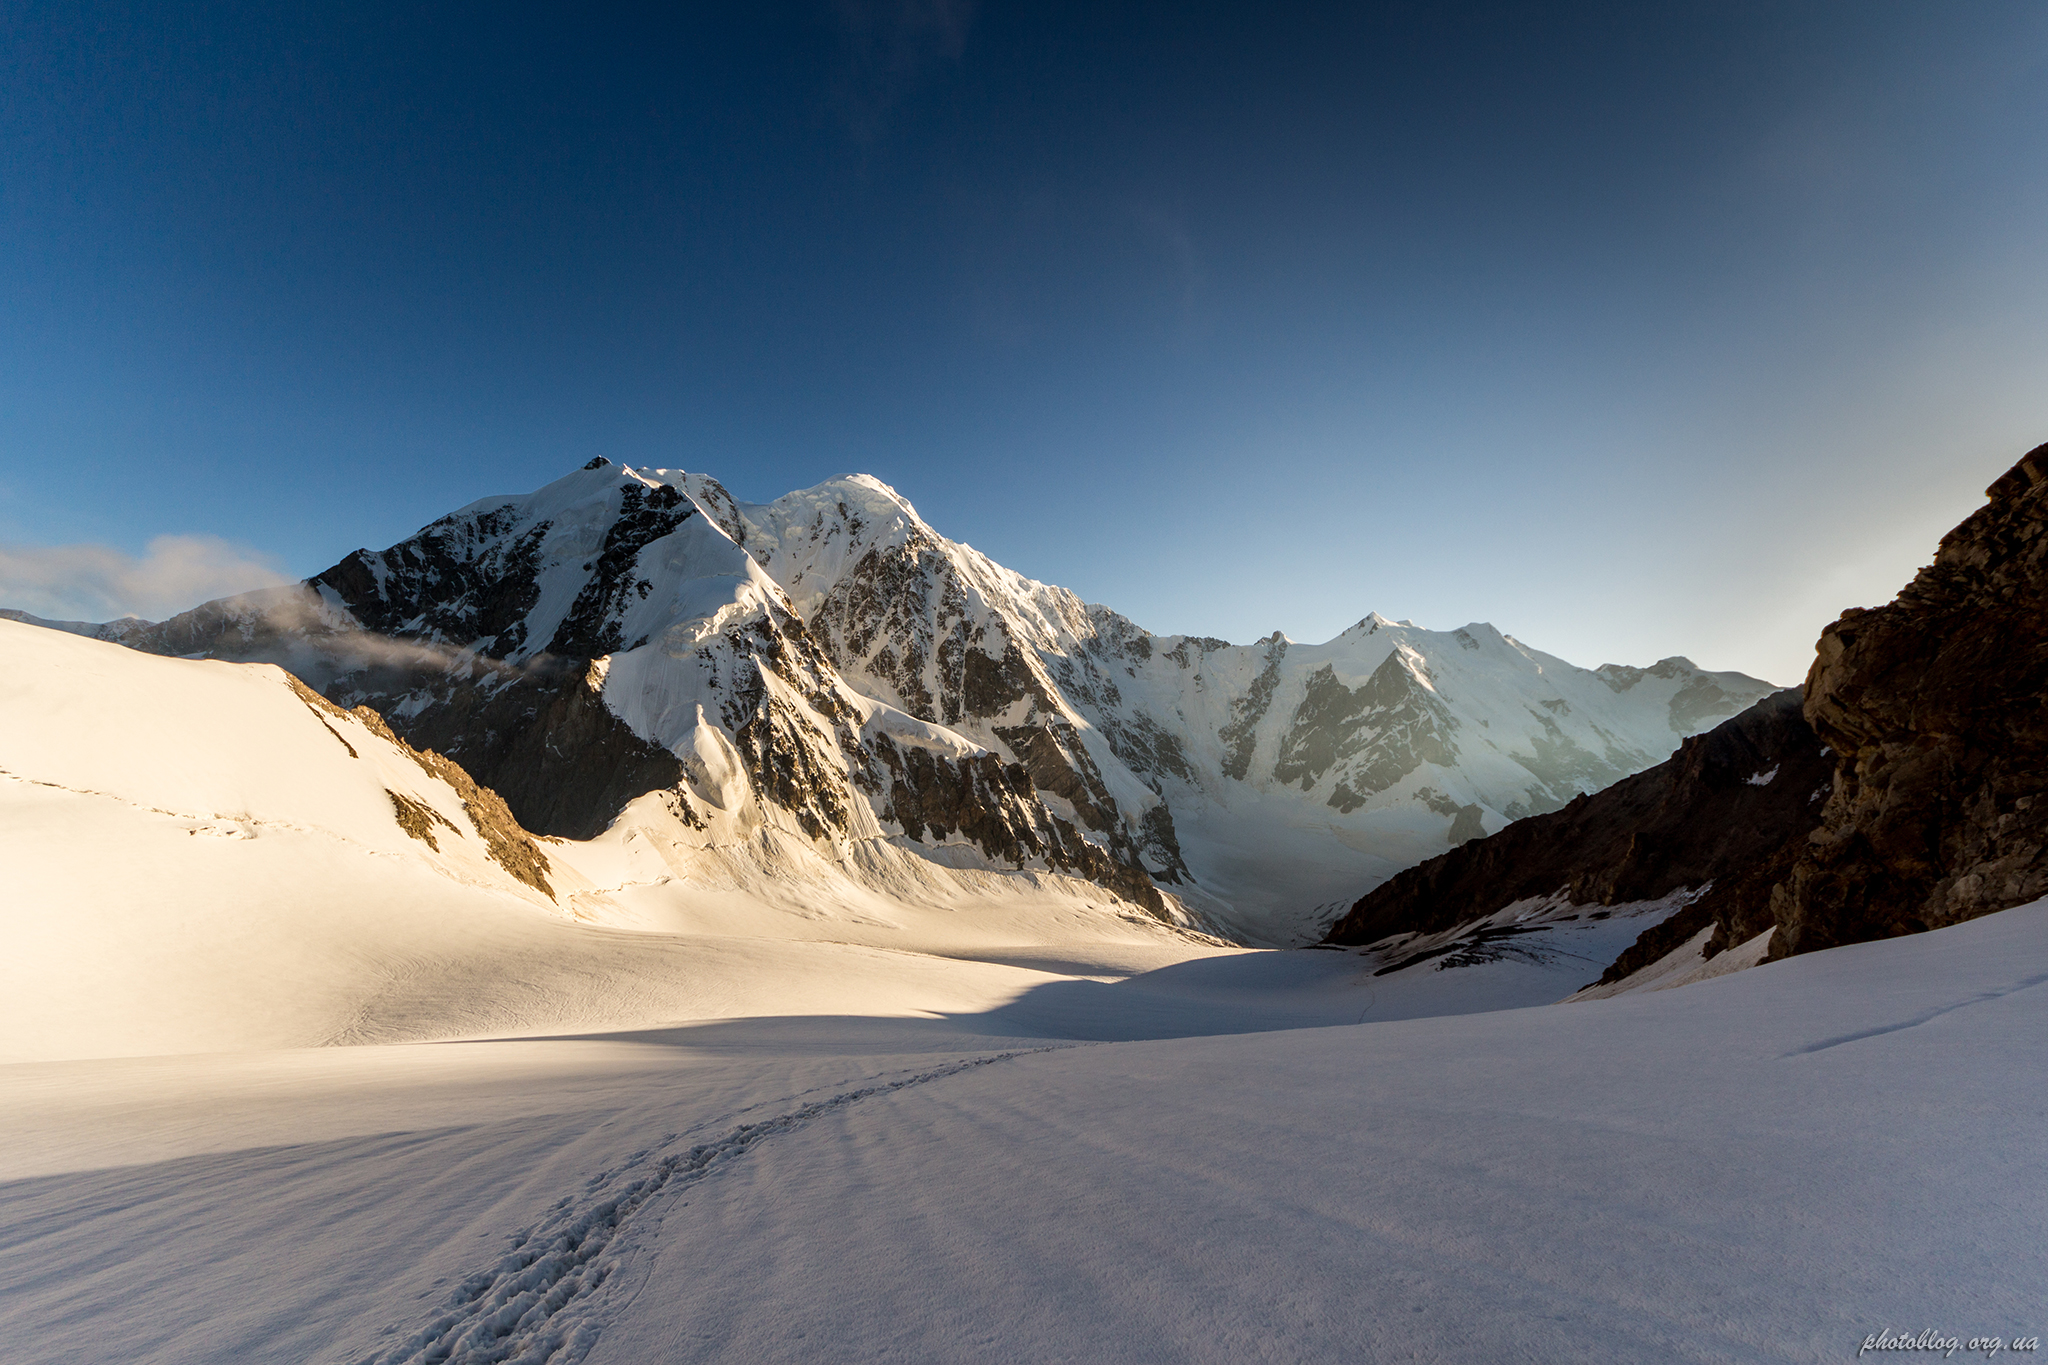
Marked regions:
[2,1,2045,685]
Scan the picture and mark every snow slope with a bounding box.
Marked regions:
[2,899,2039,1364]
[3,614,1699,1066]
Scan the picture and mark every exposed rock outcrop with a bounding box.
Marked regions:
[1768,443,2048,956]
[346,701,557,897]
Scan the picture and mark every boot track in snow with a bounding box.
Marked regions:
[363,1048,1055,1365]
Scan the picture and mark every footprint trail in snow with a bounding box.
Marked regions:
[364,1048,1052,1365]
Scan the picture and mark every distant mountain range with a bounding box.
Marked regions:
[1327,441,2048,990]
[5,461,1773,942]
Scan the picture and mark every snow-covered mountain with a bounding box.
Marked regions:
[9,461,1773,942]
[697,469,1772,939]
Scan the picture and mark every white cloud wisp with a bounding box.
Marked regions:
[0,536,290,625]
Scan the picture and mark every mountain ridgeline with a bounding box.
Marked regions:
[1328,441,2048,981]
[8,461,1771,942]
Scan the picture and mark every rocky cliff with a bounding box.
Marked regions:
[1769,442,2048,956]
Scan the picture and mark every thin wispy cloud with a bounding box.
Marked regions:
[0,536,289,624]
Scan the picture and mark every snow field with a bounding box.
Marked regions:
[2,904,2041,1363]
[570,904,2048,1364]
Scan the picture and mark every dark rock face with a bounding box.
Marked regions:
[1769,443,2048,957]
[1217,634,1287,781]
[1323,689,1831,952]
[317,505,554,658]
[368,658,693,842]
[1273,654,1459,814]
[809,527,1021,728]
[803,525,1194,892]
[866,738,1174,919]
[544,485,695,657]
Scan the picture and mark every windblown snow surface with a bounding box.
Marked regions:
[2,626,2041,1363]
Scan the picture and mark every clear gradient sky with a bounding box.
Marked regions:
[3,2,2045,685]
